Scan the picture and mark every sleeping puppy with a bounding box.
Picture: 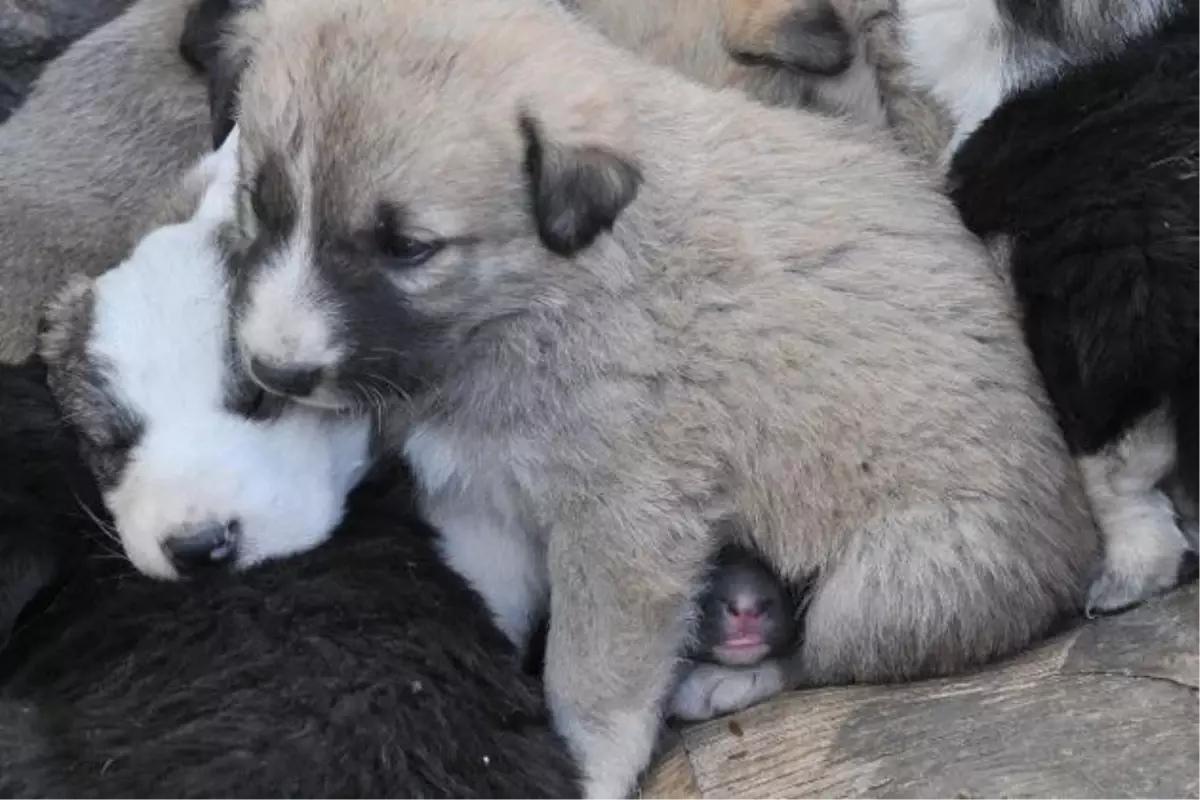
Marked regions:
[0,0,210,364]
[38,129,372,579]
[0,361,581,798]
[897,0,1199,614]
[214,0,1098,794]
[564,0,949,161]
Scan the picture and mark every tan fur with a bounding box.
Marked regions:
[563,0,950,161]
[229,0,1097,795]
[0,0,210,363]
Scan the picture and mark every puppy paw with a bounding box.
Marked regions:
[1086,497,1195,617]
[668,661,783,721]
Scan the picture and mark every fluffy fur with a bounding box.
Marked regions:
[38,131,372,579]
[563,0,949,162]
[0,361,581,799]
[900,0,1199,613]
[898,0,1183,159]
[217,0,1100,794]
[0,0,210,364]
[0,0,134,122]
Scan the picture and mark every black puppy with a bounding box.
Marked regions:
[0,359,580,798]
[947,4,1199,616]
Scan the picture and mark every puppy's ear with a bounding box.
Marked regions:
[722,0,853,76]
[37,275,95,366]
[520,113,641,257]
[180,0,256,149]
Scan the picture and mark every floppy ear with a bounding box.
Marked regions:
[520,113,642,257]
[179,0,257,148]
[722,0,853,77]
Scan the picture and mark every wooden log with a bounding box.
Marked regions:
[643,584,1198,799]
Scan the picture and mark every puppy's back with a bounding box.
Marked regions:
[0,0,209,364]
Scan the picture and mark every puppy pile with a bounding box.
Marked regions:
[0,0,1194,797]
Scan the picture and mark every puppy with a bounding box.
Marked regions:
[0,362,580,799]
[898,0,1199,614]
[220,0,1097,794]
[39,129,372,580]
[0,0,210,364]
[563,0,950,162]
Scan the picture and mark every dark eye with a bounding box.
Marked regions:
[232,385,281,421]
[377,228,442,268]
[373,202,442,268]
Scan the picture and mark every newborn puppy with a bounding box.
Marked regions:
[38,129,371,579]
[688,544,802,668]
[898,0,1199,614]
[218,0,1096,794]
[0,363,580,798]
[671,545,809,719]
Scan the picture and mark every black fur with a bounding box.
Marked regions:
[728,0,854,78]
[948,5,1199,498]
[179,0,250,148]
[0,362,580,798]
[520,113,642,256]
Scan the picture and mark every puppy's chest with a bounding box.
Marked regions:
[402,423,548,531]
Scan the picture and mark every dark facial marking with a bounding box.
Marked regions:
[729,0,854,77]
[250,152,299,244]
[66,364,145,493]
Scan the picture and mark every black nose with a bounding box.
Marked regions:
[164,520,240,575]
[248,357,322,398]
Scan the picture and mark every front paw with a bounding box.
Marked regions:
[668,662,782,722]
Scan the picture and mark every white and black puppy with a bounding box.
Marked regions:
[38,129,372,580]
[0,360,581,799]
[898,0,1199,614]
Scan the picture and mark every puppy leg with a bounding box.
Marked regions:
[1082,409,1196,615]
[543,502,709,799]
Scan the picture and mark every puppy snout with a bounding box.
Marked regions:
[248,356,323,399]
[163,519,240,574]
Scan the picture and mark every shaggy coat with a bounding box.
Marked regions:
[214,0,1099,794]
[564,0,949,162]
[0,359,581,799]
[906,0,1199,614]
[0,0,209,363]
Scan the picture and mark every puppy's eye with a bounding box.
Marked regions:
[383,236,442,267]
[231,385,280,421]
[373,202,442,268]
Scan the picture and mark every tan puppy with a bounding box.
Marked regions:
[0,0,210,363]
[223,0,1097,795]
[564,0,949,161]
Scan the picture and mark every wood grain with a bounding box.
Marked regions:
[642,584,1199,799]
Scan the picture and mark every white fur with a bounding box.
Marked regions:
[669,660,784,721]
[1079,409,1192,614]
[237,232,345,381]
[89,131,371,579]
[898,0,1178,159]
[898,0,1020,156]
[404,424,547,649]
